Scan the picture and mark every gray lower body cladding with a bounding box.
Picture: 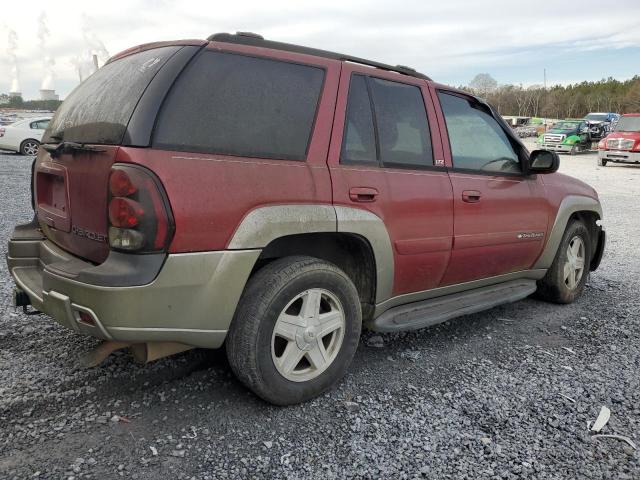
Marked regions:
[7,224,260,348]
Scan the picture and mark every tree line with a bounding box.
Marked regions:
[3,76,640,120]
[464,75,640,119]
[0,94,62,112]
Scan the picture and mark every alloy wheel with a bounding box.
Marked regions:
[563,236,585,290]
[22,141,39,156]
[271,288,345,382]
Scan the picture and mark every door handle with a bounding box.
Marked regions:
[462,190,482,203]
[349,187,379,203]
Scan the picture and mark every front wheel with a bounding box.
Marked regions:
[536,220,591,304]
[226,256,362,405]
[20,139,40,156]
[597,157,607,167]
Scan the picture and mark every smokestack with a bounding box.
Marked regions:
[40,89,59,101]
[72,15,109,83]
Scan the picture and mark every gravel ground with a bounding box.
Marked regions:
[0,146,638,479]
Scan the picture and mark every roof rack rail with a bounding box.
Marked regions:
[207,32,431,81]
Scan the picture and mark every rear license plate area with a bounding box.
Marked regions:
[36,163,71,232]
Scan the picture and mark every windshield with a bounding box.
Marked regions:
[614,116,640,132]
[554,122,579,130]
[585,113,608,122]
[43,46,179,145]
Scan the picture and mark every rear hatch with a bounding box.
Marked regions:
[35,45,183,264]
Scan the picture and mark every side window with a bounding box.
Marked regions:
[153,51,325,160]
[32,120,49,130]
[437,91,521,174]
[341,75,377,165]
[369,77,433,168]
[340,74,434,169]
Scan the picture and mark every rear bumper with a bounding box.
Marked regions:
[599,150,640,163]
[7,223,260,348]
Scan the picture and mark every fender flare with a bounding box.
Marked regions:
[227,205,394,303]
[533,195,603,270]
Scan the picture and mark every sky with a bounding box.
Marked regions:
[1,0,640,100]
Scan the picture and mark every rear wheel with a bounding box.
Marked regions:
[597,157,607,166]
[537,220,591,304]
[226,256,362,405]
[20,139,39,156]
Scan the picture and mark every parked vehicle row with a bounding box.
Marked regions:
[7,33,605,405]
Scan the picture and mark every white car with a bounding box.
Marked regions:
[0,117,52,155]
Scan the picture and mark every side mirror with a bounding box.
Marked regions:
[528,149,559,174]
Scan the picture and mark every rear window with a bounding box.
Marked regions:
[44,46,179,145]
[585,113,609,122]
[153,51,325,160]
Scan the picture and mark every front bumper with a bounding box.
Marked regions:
[599,150,640,163]
[7,223,260,348]
[540,143,574,152]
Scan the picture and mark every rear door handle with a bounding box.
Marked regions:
[462,190,482,203]
[349,187,379,203]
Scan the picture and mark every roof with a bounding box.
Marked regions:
[208,32,431,81]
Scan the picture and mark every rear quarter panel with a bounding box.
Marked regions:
[123,45,341,253]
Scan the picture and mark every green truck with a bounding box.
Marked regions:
[538,120,592,155]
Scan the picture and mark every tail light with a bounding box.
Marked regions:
[107,165,174,253]
[597,139,607,150]
[0,127,5,137]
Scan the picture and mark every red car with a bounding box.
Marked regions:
[7,33,605,405]
[597,113,640,166]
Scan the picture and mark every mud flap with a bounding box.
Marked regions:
[78,341,132,368]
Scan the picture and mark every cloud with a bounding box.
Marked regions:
[1,0,639,98]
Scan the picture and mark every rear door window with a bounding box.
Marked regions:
[437,91,521,174]
[369,77,433,168]
[45,46,179,144]
[340,74,433,169]
[31,120,49,130]
[153,51,325,160]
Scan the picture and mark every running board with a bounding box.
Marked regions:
[370,279,537,333]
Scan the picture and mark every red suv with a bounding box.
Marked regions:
[7,33,605,405]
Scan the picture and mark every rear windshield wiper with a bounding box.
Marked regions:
[42,141,106,158]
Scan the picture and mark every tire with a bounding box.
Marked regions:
[569,145,577,156]
[20,139,40,156]
[226,256,362,405]
[597,157,607,167]
[536,220,591,304]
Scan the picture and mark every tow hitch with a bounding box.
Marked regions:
[13,288,40,316]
